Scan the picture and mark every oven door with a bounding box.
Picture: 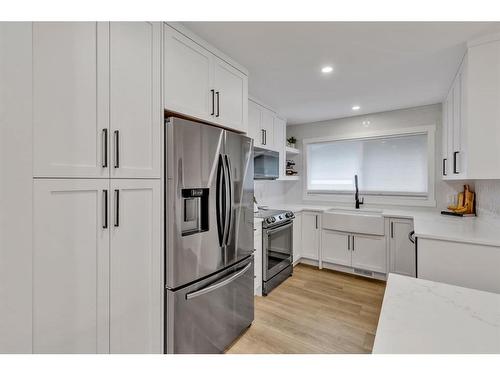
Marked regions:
[263,221,293,281]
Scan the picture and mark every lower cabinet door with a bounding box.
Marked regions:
[109,179,162,353]
[33,179,110,353]
[301,212,319,260]
[321,230,351,266]
[351,234,386,273]
[389,219,416,277]
[292,212,302,263]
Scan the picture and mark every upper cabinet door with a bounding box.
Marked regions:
[261,108,275,149]
[110,22,161,179]
[109,179,162,353]
[33,179,110,353]
[164,25,213,123]
[33,22,109,178]
[248,100,263,144]
[213,57,248,133]
[442,97,449,177]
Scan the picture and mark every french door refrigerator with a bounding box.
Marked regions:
[164,117,255,354]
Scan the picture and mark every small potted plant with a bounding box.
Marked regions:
[287,136,297,148]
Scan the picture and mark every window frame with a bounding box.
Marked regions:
[302,125,436,207]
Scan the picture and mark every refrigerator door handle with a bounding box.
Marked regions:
[185,262,252,300]
[216,154,225,247]
[223,154,233,246]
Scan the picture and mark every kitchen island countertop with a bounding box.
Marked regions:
[373,273,500,354]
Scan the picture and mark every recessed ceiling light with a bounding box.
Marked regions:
[321,66,333,74]
[352,105,360,111]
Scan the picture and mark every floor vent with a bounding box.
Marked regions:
[353,268,373,277]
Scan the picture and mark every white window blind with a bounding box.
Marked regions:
[306,133,428,196]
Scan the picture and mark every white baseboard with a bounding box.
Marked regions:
[293,258,387,281]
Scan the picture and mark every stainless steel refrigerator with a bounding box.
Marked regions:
[164,117,255,354]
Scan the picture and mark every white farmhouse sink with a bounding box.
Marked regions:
[322,208,385,235]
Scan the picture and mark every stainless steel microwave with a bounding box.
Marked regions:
[254,147,279,180]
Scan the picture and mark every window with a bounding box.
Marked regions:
[306,133,429,196]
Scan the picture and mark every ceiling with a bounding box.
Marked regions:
[183,22,500,125]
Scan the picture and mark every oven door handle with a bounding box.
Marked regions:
[185,262,252,300]
[265,221,293,236]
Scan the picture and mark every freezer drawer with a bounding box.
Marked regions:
[165,256,254,354]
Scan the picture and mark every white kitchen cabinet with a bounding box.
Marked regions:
[164,24,213,123]
[248,99,263,143]
[33,179,110,353]
[321,230,386,274]
[33,179,162,353]
[33,22,109,178]
[248,99,276,149]
[464,38,500,179]
[417,237,500,294]
[292,212,302,263]
[321,230,350,267]
[442,61,465,179]
[212,57,248,133]
[301,211,320,261]
[351,234,386,274]
[33,22,162,179]
[389,218,416,277]
[110,22,162,179]
[164,24,248,133]
[441,36,500,180]
[109,179,162,353]
[254,220,263,296]
[261,108,275,149]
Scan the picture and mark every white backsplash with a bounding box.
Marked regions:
[254,180,287,206]
[475,180,500,218]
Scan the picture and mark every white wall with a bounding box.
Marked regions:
[0,22,33,353]
[284,104,464,210]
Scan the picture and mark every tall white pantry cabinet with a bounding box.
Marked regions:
[1,22,163,353]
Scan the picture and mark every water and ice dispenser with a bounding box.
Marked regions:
[181,188,209,236]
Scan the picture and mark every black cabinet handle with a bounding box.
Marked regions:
[391,222,394,238]
[263,129,267,145]
[315,215,318,229]
[114,130,120,168]
[216,91,220,117]
[210,89,215,116]
[442,158,447,176]
[408,230,415,244]
[114,189,120,227]
[347,235,350,250]
[261,129,265,145]
[352,235,354,251]
[453,151,459,174]
[102,129,108,168]
[102,190,108,229]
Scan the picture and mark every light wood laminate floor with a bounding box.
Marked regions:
[227,264,386,354]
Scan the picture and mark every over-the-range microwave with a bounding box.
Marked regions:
[254,147,279,180]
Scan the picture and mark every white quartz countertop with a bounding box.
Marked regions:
[373,273,500,354]
[258,203,500,247]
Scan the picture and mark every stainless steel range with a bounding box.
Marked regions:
[255,209,295,295]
